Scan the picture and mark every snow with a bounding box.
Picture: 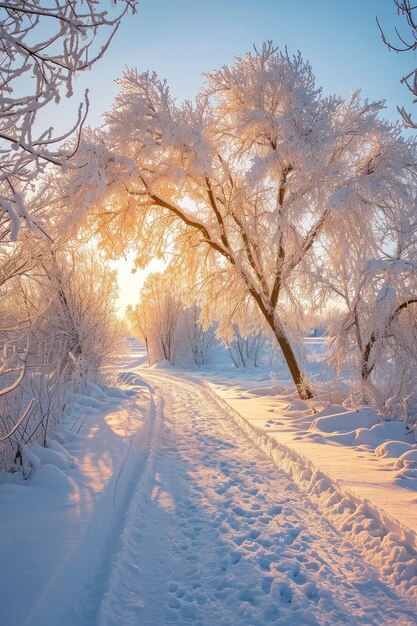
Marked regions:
[194,373,415,550]
[311,408,378,433]
[395,449,417,469]
[206,376,417,534]
[375,440,413,459]
[29,463,78,491]
[0,365,151,626]
[247,384,288,396]
[1,338,417,624]
[30,441,74,471]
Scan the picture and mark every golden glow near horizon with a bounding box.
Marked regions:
[109,253,167,317]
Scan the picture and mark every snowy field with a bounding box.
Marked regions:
[1,338,417,625]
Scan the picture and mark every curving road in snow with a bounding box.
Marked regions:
[86,369,416,626]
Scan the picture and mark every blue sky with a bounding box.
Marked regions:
[77,0,416,127]
[67,0,416,313]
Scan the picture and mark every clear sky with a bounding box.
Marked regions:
[66,0,416,314]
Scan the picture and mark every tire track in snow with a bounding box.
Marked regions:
[94,393,164,625]
[28,389,160,626]
[94,370,417,626]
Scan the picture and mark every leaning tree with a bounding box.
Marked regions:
[56,43,416,399]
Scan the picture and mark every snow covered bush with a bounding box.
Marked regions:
[181,306,219,367]
[56,42,416,400]
[228,326,266,368]
[0,242,123,473]
[313,167,417,421]
[329,267,417,421]
[0,351,68,477]
[38,246,124,387]
[0,311,68,473]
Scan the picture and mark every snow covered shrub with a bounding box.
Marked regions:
[0,306,72,474]
[305,160,417,422]
[182,306,219,367]
[228,325,266,368]
[38,246,124,388]
[0,357,67,476]
[0,242,123,473]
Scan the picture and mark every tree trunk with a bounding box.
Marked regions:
[144,336,150,364]
[361,301,417,382]
[249,289,313,400]
[272,327,313,400]
[361,333,375,381]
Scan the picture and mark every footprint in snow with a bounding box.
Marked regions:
[262,576,274,593]
[275,581,293,603]
[268,504,283,515]
[263,604,281,622]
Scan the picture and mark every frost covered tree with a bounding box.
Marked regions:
[57,42,416,399]
[321,192,417,418]
[128,274,218,367]
[0,1,135,455]
[129,272,182,365]
[0,0,136,240]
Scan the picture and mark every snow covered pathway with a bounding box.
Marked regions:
[87,370,416,626]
